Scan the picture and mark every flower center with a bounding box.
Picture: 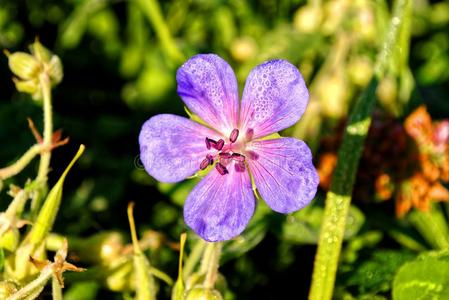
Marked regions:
[199,128,247,175]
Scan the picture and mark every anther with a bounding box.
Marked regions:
[215,139,225,151]
[231,153,245,162]
[200,154,215,170]
[200,157,210,170]
[230,129,239,143]
[205,137,217,150]
[219,152,232,159]
[215,163,229,175]
[206,154,214,165]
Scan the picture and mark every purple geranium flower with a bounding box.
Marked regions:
[139,54,319,242]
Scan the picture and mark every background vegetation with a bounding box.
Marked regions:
[1,0,449,299]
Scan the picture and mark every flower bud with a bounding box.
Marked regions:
[75,231,124,266]
[0,226,20,252]
[185,286,223,300]
[7,52,41,80]
[12,78,40,96]
[5,39,64,98]
[48,55,63,85]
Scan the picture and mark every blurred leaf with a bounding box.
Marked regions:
[0,247,4,272]
[393,250,449,300]
[64,281,100,300]
[344,250,415,295]
[221,201,270,263]
[59,0,107,48]
[281,199,365,244]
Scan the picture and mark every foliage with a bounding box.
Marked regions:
[0,0,449,299]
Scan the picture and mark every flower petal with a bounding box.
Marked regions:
[177,54,239,134]
[139,114,220,183]
[184,164,255,242]
[246,138,319,213]
[240,60,309,139]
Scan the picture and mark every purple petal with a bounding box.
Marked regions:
[246,138,319,213]
[139,114,220,183]
[240,60,309,139]
[184,163,255,242]
[177,54,239,135]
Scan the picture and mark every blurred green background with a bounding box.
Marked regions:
[1,0,449,299]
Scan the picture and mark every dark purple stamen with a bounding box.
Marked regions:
[230,129,239,143]
[215,163,229,175]
[235,161,246,173]
[219,152,232,159]
[200,154,215,170]
[200,157,210,170]
[215,139,225,150]
[206,154,214,165]
[205,137,217,150]
[231,153,245,162]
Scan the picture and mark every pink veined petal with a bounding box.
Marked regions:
[177,54,239,135]
[184,162,255,242]
[139,114,220,183]
[240,60,309,139]
[246,138,319,213]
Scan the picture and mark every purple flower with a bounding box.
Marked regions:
[139,54,319,242]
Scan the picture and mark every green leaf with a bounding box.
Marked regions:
[64,282,100,300]
[344,250,415,295]
[393,250,449,300]
[221,202,270,263]
[282,199,365,244]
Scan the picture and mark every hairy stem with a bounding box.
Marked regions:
[0,144,41,180]
[202,242,222,290]
[32,73,53,215]
[309,0,411,299]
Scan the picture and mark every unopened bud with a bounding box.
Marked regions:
[185,286,223,300]
[0,226,20,252]
[77,231,124,265]
[7,52,41,80]
[12,78,40,96]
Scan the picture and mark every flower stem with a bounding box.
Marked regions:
[202,242,222,290]
[183,239,206,280]
[7,265,53,300]
[0,144,41,180]
[309,0,411,299]
[32,73,53,214]
[37,73,53,182]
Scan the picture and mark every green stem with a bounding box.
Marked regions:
[308,1,410,299]
[6,265,52,300]
[52,275,63,300]
[183,239,206,280]
[202,242,222,290]
[32,73,53,215]
[135,0,184,64]
[37,73,53,182]
[0,144,41,180]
